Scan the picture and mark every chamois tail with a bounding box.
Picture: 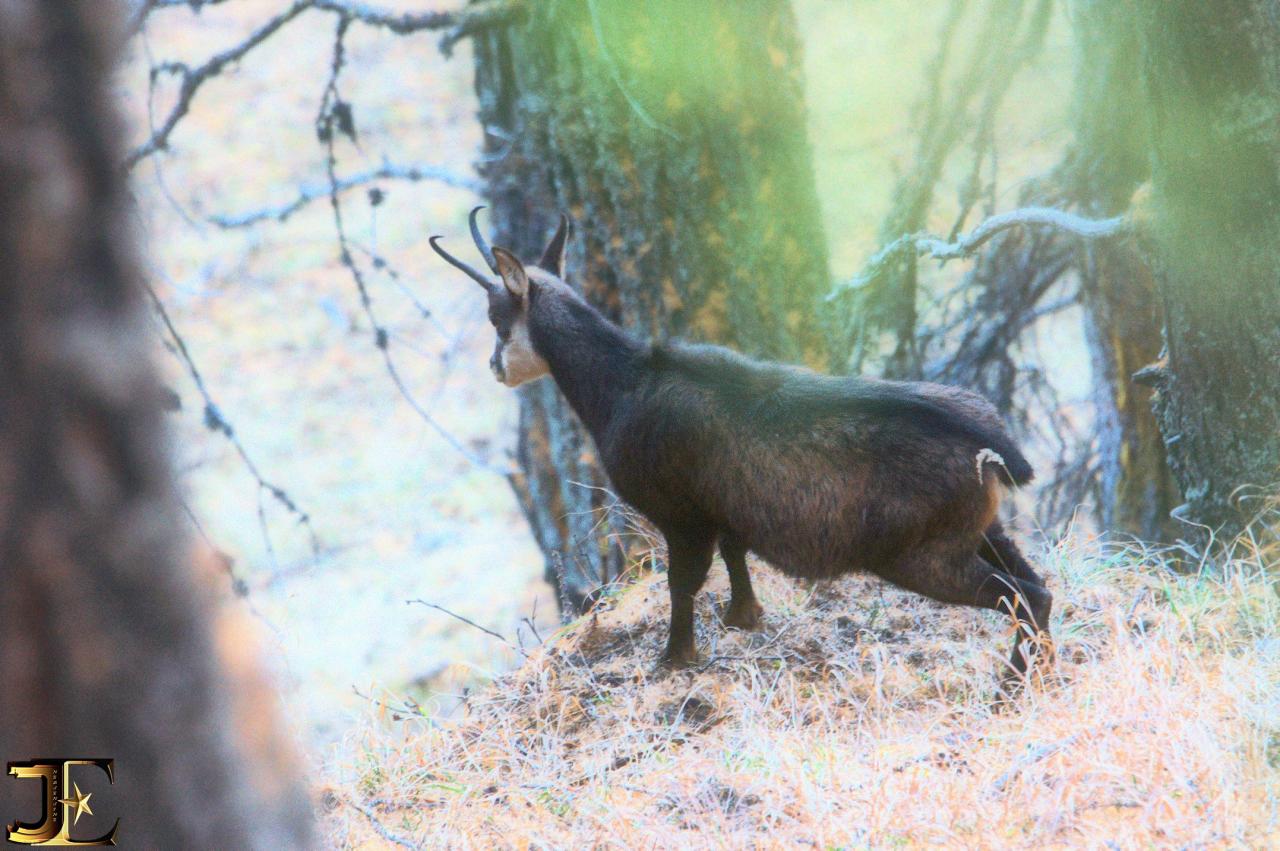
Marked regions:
[849,383,1035,487]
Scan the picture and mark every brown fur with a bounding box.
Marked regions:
[435,217,1053,690]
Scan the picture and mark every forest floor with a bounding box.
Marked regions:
[324,529,1279,848]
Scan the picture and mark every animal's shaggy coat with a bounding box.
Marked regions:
[433,218,1052,681]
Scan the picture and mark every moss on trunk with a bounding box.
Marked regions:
[473,0,832,610]
[1135,0,1280,540]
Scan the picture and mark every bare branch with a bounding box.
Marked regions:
[312,0,525,55]
[314,16,511,476]
[145,282,321,558]
[828,206,1129,303]
[919,206,1130,260]
[208,161,481,228]
[312,0,519,36]
[126,0,312,170]
[311,0,455,32]
[126,0,523,170]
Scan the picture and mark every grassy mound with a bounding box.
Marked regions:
[324,533,1278,848]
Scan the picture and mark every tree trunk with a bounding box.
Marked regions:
[1134,0,1280,540]
[934,1,1177,538]
[1076,231,1178,538]
[472,0,832,612]
[1067,0,1178,539]
[0,4,313,847]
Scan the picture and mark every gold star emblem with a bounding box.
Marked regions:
[58,782,93,826]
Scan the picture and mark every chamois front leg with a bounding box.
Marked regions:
[719,533,764,630]
[662,530,715,668]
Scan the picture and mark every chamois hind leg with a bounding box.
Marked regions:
[978,520,1044,586]
[719,533,764,630]
[876,551,1052,684]
[662,528,716,668]
[979,525,1056,691]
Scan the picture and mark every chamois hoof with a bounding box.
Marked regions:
[992,631,1054,709]
[659,645,701,670]
[722,600,765,631]
[990,674,1025,711]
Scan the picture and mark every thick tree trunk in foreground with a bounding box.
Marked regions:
[0,5,312,847]
[1068,0,1177,539]
[473,0,831,611]
[1135,0,1280,540]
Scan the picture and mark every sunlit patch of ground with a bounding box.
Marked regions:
[326,531,1279,848]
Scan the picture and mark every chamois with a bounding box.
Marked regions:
[431,208,1052,685]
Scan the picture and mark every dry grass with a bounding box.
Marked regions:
[323,525,1279,849]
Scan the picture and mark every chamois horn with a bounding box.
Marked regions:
[429,235,496,293]
[469,205,499,273]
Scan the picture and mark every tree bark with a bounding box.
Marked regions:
[1134,0,1280,540]
[472,0,832,612]
[0,4,313,847]
[1067,0,1178,539]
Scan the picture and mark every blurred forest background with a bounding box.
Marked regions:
[123,0,1063,745]
[1,0,1276,846]
[116,0,1277,752]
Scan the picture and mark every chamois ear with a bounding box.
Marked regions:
[537,214,572,278]
[492,247,529,299]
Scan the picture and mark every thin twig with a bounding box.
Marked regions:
[344,799,421,850]
[144,282,321,557]
[829,207,1129,302]
[352,685,435,721]
[521,616,545,646]
[407,599,527,657]
[208,161,481,228]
